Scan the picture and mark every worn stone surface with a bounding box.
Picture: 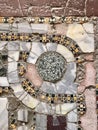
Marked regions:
[0,98,8,130]
[80,89,97,130]
[25,63,43,88]
[78,62,96,93]
[67,23,94,53]
[0,0,98,16]
[95,22,98,84]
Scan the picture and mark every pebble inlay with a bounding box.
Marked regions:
[36,51,66,82]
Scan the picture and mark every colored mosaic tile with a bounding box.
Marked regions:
[0,16,97,130]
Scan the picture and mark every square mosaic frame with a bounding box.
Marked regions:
[0,16,97,130]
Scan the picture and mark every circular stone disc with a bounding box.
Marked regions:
[36,51,67,83]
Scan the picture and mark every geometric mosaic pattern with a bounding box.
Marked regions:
[0,16,97,130]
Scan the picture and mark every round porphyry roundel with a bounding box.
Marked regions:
[36,51,67,83]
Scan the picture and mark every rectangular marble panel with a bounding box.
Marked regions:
[0,98,8,130]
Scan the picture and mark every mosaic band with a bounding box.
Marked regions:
[0,16,97,24]
[0,33,83,59]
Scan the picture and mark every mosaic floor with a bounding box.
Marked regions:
[0,16,97,130]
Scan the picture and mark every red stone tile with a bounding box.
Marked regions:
[19,0,67,7]
[19,0,49,7]
[78,62,96,93]
[86,0,94,16]
[52,8,65,16]
[19,0,67,16]
[84,62,96,86]
[64,7,85,16]
[67,0,85,11]
[20,6,52,16]
[47,115,67,130]
[48,0,68,7]
[96,96,98,101]
[85,54,94,61]
[80,89,97,130]
[0,0,98,16]
[25,64,43,88]
[93,0,98,16]
[0,0,22,16]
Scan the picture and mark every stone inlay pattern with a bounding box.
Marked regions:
[0,16,97,130]
[36,51,66,82]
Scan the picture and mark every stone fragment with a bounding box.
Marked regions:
[56,44,75,62]
[47,115,67,130]
[67,23,94,52]
[18,126,28,130]
[0,77,9,86]
[25,64,43,87]
[20,42,31,51]
[36,114,47,130]
[0,0,98,16]
[8,42,20,51]
[8,62,19,83]
[67,0,85,11]
[80,89,97,130]
[22,95,39,109]
[67,109,77,122]
[0,98,8,130]
[78,62,96,93]
[18,109,28,122]
[67,123,77,130]
[46,42,57,51]
[56,103,76,115]
[8,51,19,62]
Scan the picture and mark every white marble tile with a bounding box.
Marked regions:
[56,44,75,62]
[67,109,78,122]
[0,23,10,32]
[18,109,28,122]
[8,62,19,83]
[83,23,94,33]
[10,83,26,98]
[8,62,17,73]
[67,23,94,52]
[36,114,47,128]
[27,42,47,64]
[27,51,38,64]
[18,22,32,33]
[40,81,58,94]
[8,70,20,83]
[8,41,20,51]
[36,128,47,130]
[35,102,55,114]
[31,24,49,33]
[46,42,57,51]
[31,42,47,56]
[22,95,40,109]
[11,23,18,32]
[56,103,76,115]
[8,51,19,62]
[20,42,31,51]
[67,123,77,130]
[0,77,9,86]
[0,41,7,50]
[0,98,8,130]
[18,126,28,130]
